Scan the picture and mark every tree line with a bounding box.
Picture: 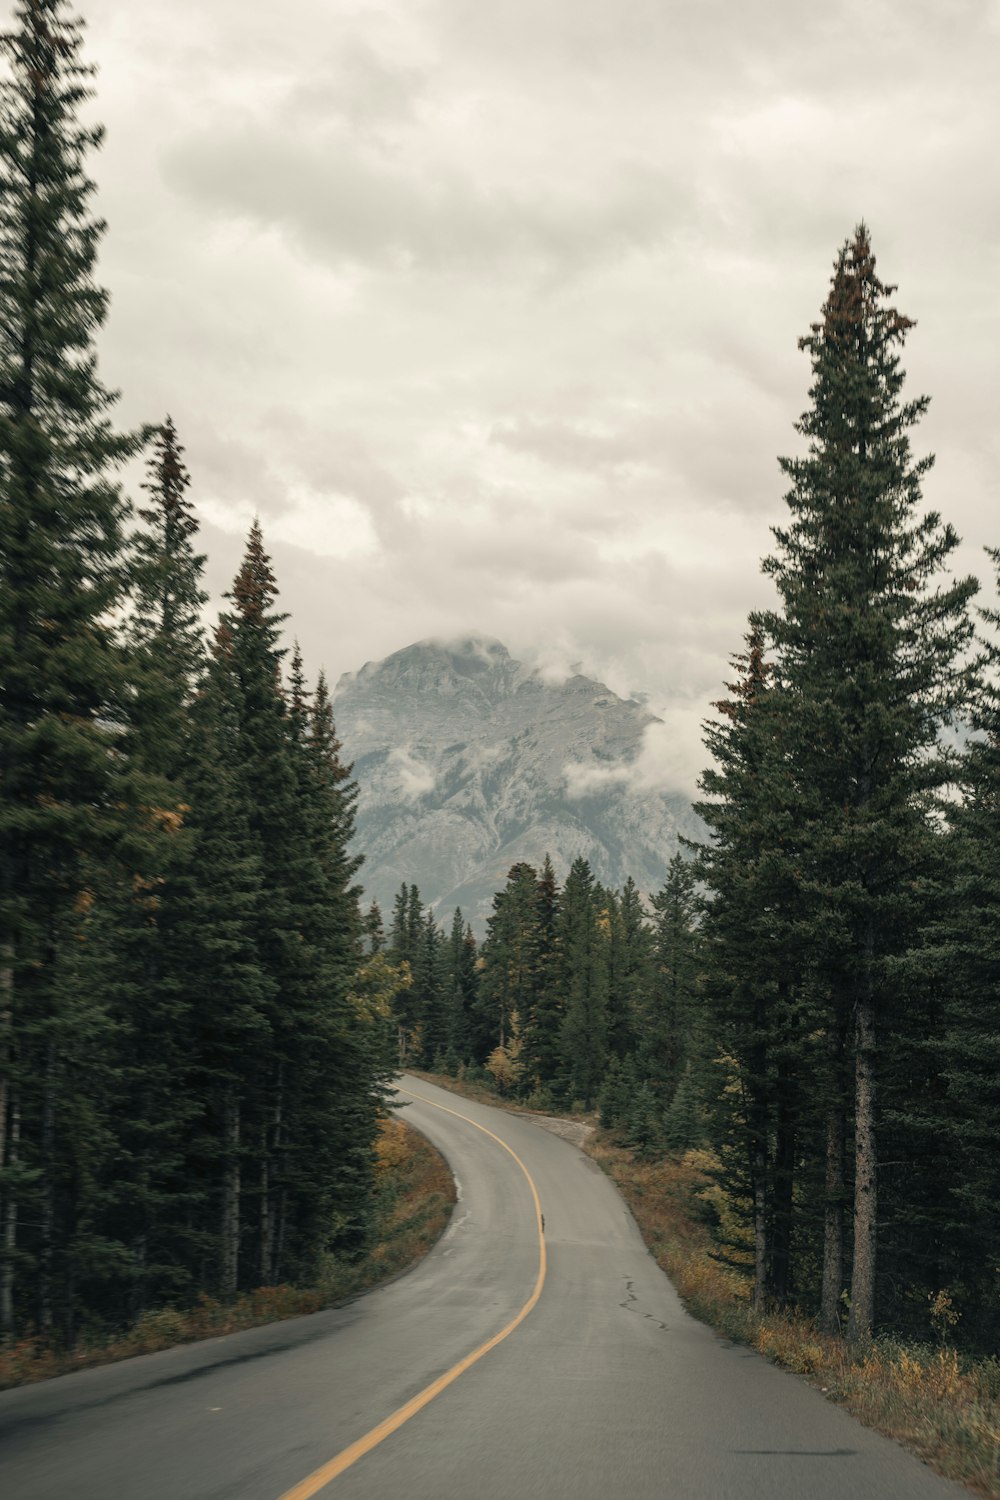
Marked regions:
[393,230,1000,1358]
[377,857,704,1159]
[0,0,393,1346]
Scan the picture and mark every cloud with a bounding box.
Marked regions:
[388,746,436,800]
[563,759,630,800]
[70,0,1000,809]
[164,125,681,279]
[563,711,711,803]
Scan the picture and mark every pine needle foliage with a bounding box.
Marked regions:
[0,0,144,1341]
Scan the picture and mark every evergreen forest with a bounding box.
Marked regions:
[0,0,397,1347]
[2,0,999,1375]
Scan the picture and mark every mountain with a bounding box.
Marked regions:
[332,636,701,931]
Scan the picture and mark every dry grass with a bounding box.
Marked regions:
[0,1115,455,1391]
[587,1133,1000,1500]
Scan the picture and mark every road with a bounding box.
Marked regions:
[0,1075,968,1500]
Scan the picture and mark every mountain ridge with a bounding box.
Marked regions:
[333,635,700,929]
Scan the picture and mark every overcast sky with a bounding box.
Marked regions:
[79,0,1000,792]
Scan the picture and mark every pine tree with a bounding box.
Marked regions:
[419,910,450,1069]
[605,878,650,1063]
[170,631,271,1300]
[128,417,206,775]
[759,225,977,1343]
[522,854,561,1089]
[101,417,208,1319]
[296,657,378,1264]
[477,863,545,1065]
[694,628,799,1313]
[918,551,1000,1347]
[597,1054,626,1129]
[387,884,416,1063]
[664,1064,702,1154]
[643,856,703,1103]
[218,524,302,1283]
[365,902,385,954]
[442,907,476,1068]
[0,0,144,1340]
[556,858,608,1108]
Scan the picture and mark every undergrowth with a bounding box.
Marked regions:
[0,1115,455,1391]
[586,1135,1000,1497]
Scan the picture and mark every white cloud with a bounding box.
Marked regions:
[388,746,436,799]
[69,0,1000,802]
[563,760,630,800]
[563,711,711,803]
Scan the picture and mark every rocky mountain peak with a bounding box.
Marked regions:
[333,636,699,930]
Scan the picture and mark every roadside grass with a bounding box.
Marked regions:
[415,1068,1000,1499]
[0,1115,455,1392]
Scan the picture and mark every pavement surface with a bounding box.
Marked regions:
[0,1075,970,1499]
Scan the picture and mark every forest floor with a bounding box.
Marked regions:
[414,1069,1000,1500]
[0,1114,455,1392]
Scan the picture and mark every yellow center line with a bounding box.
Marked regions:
[275,1087,547,1500]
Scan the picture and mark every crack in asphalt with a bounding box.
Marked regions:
[619,1276,668,1331]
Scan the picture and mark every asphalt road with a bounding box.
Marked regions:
[0,1075,969,1500]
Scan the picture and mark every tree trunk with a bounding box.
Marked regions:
[129,1085,151,1324]
[0,959,14,1340]
[39,1038,56,1336]
[129,1230,148,1326]
[220,1095,240,1300]
[820,1099,845,1335]
[63,1161,78,1350]
[259,1125,271,1285]
[848,980,877,1347]
[768,979,797,1307]
[274,1189,288,1285]
[0,1090,19,1340]
[770,1081,797,1307]
[752,1143,768,1315]
[0,950,11,1192]
[270,1072,284,1285]
[820,1014,847,1336]
[749,990,769,1315]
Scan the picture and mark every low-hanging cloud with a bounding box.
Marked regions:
[563,710,716,803]
[388,746,437,800]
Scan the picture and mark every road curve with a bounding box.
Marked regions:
[0,1076,968,1500]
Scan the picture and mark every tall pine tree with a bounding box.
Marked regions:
[760,225,977,1343]
[0,0,144,1340]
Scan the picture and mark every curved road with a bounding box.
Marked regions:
[0,1076,967,1499]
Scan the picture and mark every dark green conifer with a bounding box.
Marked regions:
[523,855,561,1087]
[643,856,703,1102]
[664,1064,702,1154]
[0,0,144,1340]
[365,902,385,954]
[605,878,650,1062]
[693,628,798,1314]
[760,226,977,1343]
[171,629,271,1300]
[556,858,608,1108]
[477,863,544,1064]
[918,552,1000,1345]
[443,907,476,1066]
[102,417,208,1319]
